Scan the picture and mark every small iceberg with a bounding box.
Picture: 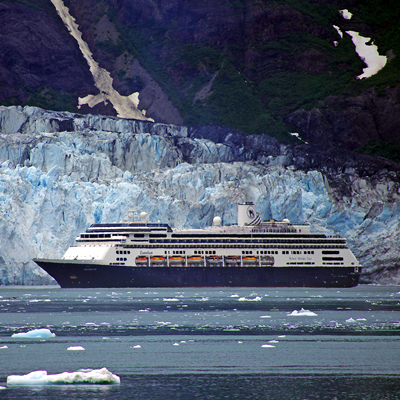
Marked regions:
[131,345,141,349]
[261,344,275,348]
[11,328,56,338]
[238,296,262,302]
[0,386,6,390]
[0,345,8,349]
[7,368,120,385]
[287,308,318,317]
[67,346,85,351]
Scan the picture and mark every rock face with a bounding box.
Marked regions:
[1,0,400,151]
[0,2,95,105]
[0,106,399,285]
[286,88,400,150]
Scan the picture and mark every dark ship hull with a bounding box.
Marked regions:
[34,259,361,288]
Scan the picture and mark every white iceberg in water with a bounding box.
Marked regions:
[238,296,262,302]
[67,346,85,351]
[7,368,120,385]
[11,328,56,338]
[287,308,318,316]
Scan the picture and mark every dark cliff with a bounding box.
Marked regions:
[1,0,400,156]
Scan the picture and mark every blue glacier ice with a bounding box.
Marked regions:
[0,105,399,284]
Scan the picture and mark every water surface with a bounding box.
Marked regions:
[1,285,399,399]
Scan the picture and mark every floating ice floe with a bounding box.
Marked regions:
[7,367,120,385]
[11,328,56,338]
[287,308,318,317]
[67,346,85,351]
[238,296,262,302]
[0,345,8,349]
[261,344,275,348]
[268,340,279,344]
[163,298,179,302]
[0,386,5,389]
[260,315,271,318]
[131,345,141,349]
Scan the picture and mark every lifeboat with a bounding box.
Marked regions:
[168,256,185,265]
[225,256,240,261]
[187,256,203,263]
[206,255,223,265]
[150,256,166,266]
[224,255,241,266]
[260,255,275,266]
[135,256,148,266]
[242,256,259,266]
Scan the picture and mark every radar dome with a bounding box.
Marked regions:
[283,218,290,223]
[140,212,147,220]
[213,216,222,226]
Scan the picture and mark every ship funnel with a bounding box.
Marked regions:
[238,202,261,226]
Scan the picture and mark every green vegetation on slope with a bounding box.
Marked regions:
[100,0,396,141]
[4,0,399,148]
[355,140,400,164]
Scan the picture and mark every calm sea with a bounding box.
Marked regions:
[0,285,399,399]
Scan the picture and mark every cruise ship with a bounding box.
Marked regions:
[34,202,362,288]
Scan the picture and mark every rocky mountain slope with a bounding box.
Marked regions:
[1,0,400,154]
[0,106,399,285]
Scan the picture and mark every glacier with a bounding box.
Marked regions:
[0,105,399,285]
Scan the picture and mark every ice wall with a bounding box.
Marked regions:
[0,106,399,284]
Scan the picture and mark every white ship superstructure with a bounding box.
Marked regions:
[61,202,360,271]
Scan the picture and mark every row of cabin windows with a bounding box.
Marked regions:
[116,257,127,261]
[116,250,130,254]
[282,250,314,255]
[194,250,217,255]
[122,244,345,249]
[147,239,344,244]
